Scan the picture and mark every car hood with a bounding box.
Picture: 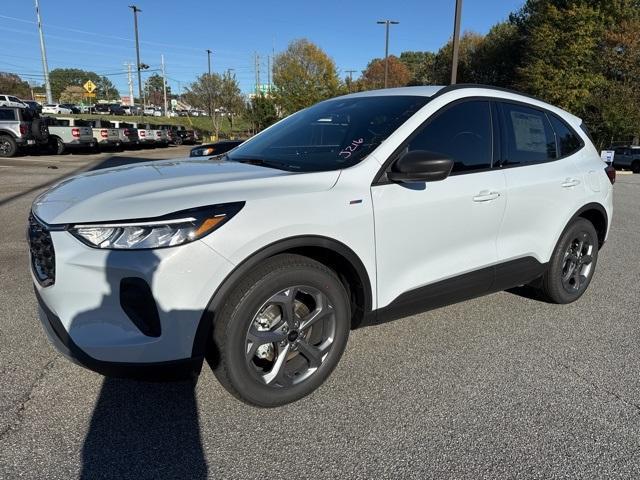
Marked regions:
[32,157,340,224]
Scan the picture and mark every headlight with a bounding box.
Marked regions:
[190,146,216,157]
[69,203,244,249]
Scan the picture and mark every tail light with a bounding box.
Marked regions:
[605,165,616,185]
[71,128,80,138]
[123,129,130,137]
[100,129,108,138]
[140,130,146,137]
[157,131,162,136]
[20,124,28,135]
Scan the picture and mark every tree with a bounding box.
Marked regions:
[144,73,170,106]
[360,56,411,89]
[431,31,485,84]
[245,94,278,133]
[273,39,341,114]
[184,73,224,136]
[468,22,520,87]
[399,51,436,85]
[59,85,86,104]
[48,68,116,102]
[219,71,244,131]
[0,72,32,98]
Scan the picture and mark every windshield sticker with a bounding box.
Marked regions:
[338,138,364,159]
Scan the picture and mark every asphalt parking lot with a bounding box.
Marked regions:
[0,150,639,479]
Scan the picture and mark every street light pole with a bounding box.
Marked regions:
[34,0,53,103]
[377,20,399,88]
[450,0,463,85]
[206,49,212,76]
[128,5,143,106]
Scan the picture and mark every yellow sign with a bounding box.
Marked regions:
[83,80,96,93]
[84,92,96,97]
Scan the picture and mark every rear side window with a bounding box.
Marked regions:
[0,109,16,121]
[549,114,582,157]
[500,102,557,165]
[408,100,493,173]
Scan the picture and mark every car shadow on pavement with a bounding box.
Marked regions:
[71,250,208,479]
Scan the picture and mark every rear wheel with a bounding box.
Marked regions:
[632,161,640,174]
[174,136,183,145]
[539,218,598,304]
[0,135,17,157]
[212,254,351,407]
[52,137,65,155]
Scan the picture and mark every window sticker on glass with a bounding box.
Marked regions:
[338,138,364,159]
[510,111,547,153]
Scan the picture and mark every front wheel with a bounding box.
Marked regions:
[539,218,599,304]
[212,254,351,407]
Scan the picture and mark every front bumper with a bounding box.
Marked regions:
[32,228,236,372]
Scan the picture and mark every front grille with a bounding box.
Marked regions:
[28,213,55,286]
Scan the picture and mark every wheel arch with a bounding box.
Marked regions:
[192,235,373,359]
[0,129,17,138]
[573,202,608,248]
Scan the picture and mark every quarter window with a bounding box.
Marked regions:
[407,100,493,173]
[500,103,557,165]
[549,114,582,157]
[0,109,16,121]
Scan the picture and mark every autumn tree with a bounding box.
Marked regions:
[59,85,86,104]
[144,73,170,106]
[0,72,31,98]
[219,71,245,131]
[273,39,341,114]
[360,56,411,89]
[49,68,116,102]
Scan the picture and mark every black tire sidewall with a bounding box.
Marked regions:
[56,138,65,155]
[217,258,351,407]
[0,135,17,157]
[545,218,599,304]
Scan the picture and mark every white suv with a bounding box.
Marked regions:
[29,85,614,406]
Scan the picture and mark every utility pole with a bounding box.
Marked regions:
[346,69,356,92]
[161,54,168,117]
[125,62,134,107]
[450,0,463,85]
[34,0,52,103]
[129,5,143,106]
[254,52,261,95]
[267,55,271,93]
[206,49,212,76]
[377,20,399,88]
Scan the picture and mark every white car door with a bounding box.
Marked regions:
[495,101,586,271]
[372,99,506,312]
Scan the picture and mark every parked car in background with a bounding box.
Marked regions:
[165,125,197,145]
[42,104,73,115]
[0,94,28,108]
[189,139,244,157]
[104,120,140,149]
[94,103,125,115]
[611,145,640,173]
[87,119,121,149]
[59,103,80,114]
[130,121,156,147]
[147,123,169,146]
[0,105,48,157]
[143,106,156,116]
[78,105,92,114]
[21,100,42,113]
[168,110,179,118]
[122,105,142,116]
[44,117,94,154]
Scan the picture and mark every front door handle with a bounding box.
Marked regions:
[561,178,581,188]
[473,190,501,202]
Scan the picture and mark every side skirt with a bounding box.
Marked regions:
[370,257,547,324]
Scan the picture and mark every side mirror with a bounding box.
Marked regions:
[387,150,454,183]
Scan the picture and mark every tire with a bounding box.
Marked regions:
[174,136,183,145]
[0,135,17,157]
[632,161,640,174]
[212,254,351,407]
[52,137,65,155]
[539,218,599,304]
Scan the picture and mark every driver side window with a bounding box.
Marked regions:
[408,100,493,173]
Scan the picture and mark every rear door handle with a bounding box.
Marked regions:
[561,178,581,188]
[473,190,501,202]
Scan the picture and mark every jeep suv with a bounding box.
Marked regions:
[0,106,48,157]
[29,85,613,406]
[611,145,640,173]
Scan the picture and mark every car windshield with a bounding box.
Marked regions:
[227,95,429,172]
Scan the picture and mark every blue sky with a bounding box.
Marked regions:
[0,0,523,96]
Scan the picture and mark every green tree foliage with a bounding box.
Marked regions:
[399,51,436,85]
[59,85,86,104]
[144,73,170,106]
[48,68,116,102]
[220,71,245,131]
[0,72,32,98]
[246,94,278,133]
[360,55,411,89]
[273,39,341,114]
[431,32,485,84]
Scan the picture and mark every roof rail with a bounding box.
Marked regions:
[432,83,548,105]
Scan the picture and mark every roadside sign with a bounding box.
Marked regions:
[83,80,97,93]
[171,99,177,107]
[84,92,96,98]
[601,150,615,163]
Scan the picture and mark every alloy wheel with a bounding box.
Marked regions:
[561,231,594,293]
[245,285,336,388]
